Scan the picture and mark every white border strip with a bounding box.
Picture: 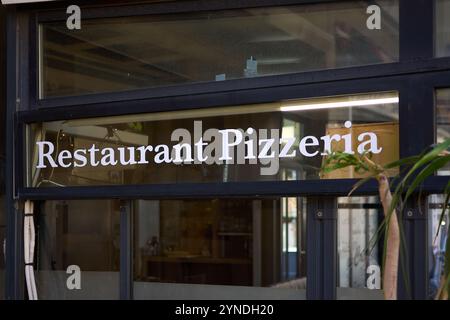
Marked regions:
[1,0,57,4]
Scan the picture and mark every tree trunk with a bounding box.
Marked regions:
[377,174,400,300]
[435,275,449,300]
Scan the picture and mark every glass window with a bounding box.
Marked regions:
[281,194,306,281]
[28,92,399,187]
[337,196,384,300]
[436,0,450,57]
[428,195,449,299]
[36,200,121,299]
[133,198,307,299]
[40,1,399,98]
[435,89,450,175]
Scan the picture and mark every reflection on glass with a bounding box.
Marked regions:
[428,195,449,299]
[436,0,450,57]
[133,198,307,300]
[36,200,120,300]
[435,89,450,175]
[281,172,306,281]
[40,1,399,97]
[28,92,399,187]
[337,197,383,300]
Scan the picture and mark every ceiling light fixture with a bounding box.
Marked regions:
[280,97,399,112]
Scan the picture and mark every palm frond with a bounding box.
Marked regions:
[320,140,450,299]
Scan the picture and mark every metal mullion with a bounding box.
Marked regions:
[33,0,347,22]
[399,77,435,159]
[306,196,337,300]
[398,196,428,300]
[399,0,434,61]
[17,179,381,200]
[33,64,436,111]
[5,6,25,300]
[119,199,132,300]
[17,175,450,201]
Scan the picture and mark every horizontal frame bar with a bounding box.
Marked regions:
[17,176,450,200]
[32,0,345,22]
[20,74,410,122]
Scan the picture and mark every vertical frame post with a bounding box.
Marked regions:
[400,0,434,61]
[397,0,435,299]
[5,7,24,300]
[306,197,337,300]
[120,200,132,300]
[398,196,428,300]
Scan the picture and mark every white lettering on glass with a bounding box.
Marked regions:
[34,121,384,176]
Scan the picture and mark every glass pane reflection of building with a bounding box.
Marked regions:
[436,0,450,57]
[337,197,384,300]
[40,1,399,97]
[436,89,450,175]
[133,198,307,300]
[428,195,449,299]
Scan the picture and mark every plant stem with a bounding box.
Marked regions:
[435,275,449,300]
[378,174,400,300]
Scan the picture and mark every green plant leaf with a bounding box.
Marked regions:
[320,140,450,299]
[348,176,375,196]
[402,140,450,189]
[404,155,450,206]
[383,155,423,170]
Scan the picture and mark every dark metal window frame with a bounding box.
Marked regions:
[4,0,447,300]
